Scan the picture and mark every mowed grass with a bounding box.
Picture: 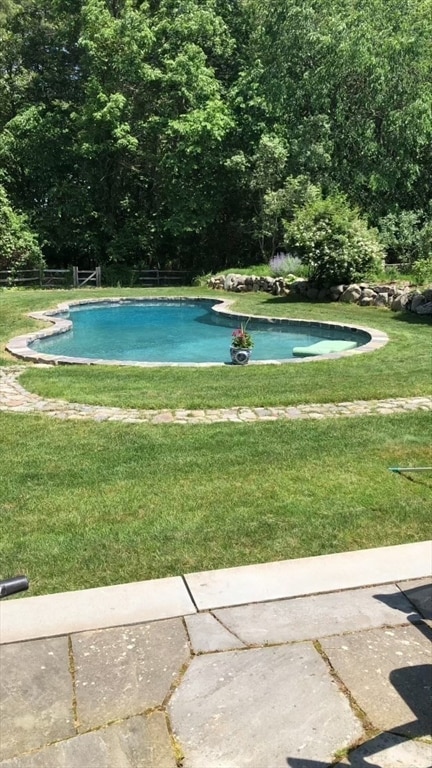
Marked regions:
[1,286,431,408]
[1,287,431,596]
[1,410,431,596]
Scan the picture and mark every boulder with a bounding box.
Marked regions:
[288,278,305,293]
[224,273,243,291]
[272,279,284,296]
[329,285,346,300]
[208,276,225,288]
[373,293,389,307]
[259,276,275,293]
[307,286,320,300]
[415,301,432,315]
[411,293,425,312]
[391,292,411,312]
[340,285,362,303]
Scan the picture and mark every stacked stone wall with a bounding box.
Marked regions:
[207,274,432,316]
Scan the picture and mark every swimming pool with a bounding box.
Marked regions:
[8,297,386,366]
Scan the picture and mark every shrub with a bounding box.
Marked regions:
[0,185,43,271]
[283,194,384,286]
[418,219,432,261]
[378,210,432,266]
[377,210,422,265]
[411,257,432,286]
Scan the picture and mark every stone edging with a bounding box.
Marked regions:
[209,274,432,315]
[1,366,431,425]
[0,540,430,643]
[5,296,389,366]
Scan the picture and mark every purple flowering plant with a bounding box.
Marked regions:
[269,252,304,277]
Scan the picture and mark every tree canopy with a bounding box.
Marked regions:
[1,0,431,272]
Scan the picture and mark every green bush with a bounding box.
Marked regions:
[377,210,432,266]
[0,185,43,271]
[377,210,422,265]
[101,264,141,287]
[283,194,384,286]
[411,257,432,286]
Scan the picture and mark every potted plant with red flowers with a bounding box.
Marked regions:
[230,322,254,365]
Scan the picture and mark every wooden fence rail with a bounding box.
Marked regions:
[137,269,191,286]
[1,266,192,288]
[0,268,72,287]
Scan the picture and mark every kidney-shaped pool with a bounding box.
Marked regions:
[8,298,388,366]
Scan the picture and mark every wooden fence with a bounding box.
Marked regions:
[0,266,192,288]
[0,268,72,287]
[383,262,410,273]
[72,266,101,288]
[136,269,191,286]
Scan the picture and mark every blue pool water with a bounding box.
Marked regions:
[30,300,368,363]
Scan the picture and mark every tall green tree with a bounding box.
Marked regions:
[0,184,43,270]
[247,0,432,219]
[1,0,431,271]
[0,0,85,263]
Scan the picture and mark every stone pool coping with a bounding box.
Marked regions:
[0,540,430,643]
[6,296,389,367]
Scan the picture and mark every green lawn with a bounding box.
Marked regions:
[1,287,431,597]
[1,287,431,409]
[1,411,431,596]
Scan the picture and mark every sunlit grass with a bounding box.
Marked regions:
[1,410,431,596]
[1,287,431,597]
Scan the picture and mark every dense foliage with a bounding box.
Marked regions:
[0,0,431,275]
[283,191,384,286]
[0,185,43,270]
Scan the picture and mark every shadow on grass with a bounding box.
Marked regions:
[255,292,432,326]
[392,471,432,488]
[390,308,432,326]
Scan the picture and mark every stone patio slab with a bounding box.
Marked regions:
[340,732,432,767]
[72,619,190,731]
[184,541,432,610]
[169,643,363,767]
[0,637,74,761]
[0,713,176,768]
[397,578,432,620]
[0,576,196,644]
[213,584,421,645]
[185,613,246,653]
[320,624,432,737]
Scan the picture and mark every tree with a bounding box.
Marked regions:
[0,184,43,270]
[247,0,432,220]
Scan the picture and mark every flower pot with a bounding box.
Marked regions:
[230,346,251,365]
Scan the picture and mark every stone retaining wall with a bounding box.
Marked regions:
[207,274,432,315]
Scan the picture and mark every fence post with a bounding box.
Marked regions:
[95,266,101,287]
[73,266,79,288]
